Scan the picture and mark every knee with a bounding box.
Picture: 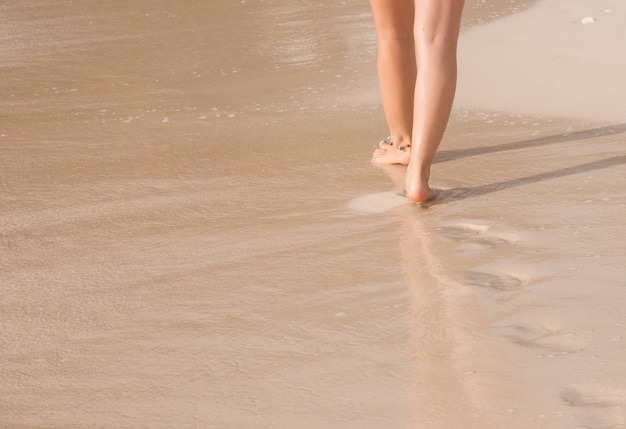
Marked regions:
[414,26,458,51]
[414,32,459,67]
[413,19,461,54]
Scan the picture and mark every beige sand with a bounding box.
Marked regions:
[1,0,625,428]
[457,0,626,122]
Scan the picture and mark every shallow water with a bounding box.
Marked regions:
[2,1,626,428]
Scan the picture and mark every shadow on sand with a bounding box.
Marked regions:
[428,123,626,205]
[433,154,626,204]
[434,123,626,163]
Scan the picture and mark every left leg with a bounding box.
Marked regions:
[369,0,416,165]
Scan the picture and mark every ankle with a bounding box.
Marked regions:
[387,134,412,152]
[407,162,430,181]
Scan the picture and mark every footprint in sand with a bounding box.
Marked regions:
[560,387,626,428]
[438,222,519,252]
[347,191,410,214]
[448,222,528,298]
[464,270,525,291]
[561,387,625,408]
[498,323,589,356]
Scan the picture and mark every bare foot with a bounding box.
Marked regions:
[371,139,411,165]
[405,164,438,202]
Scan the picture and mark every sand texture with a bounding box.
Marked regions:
[1,0,625,428]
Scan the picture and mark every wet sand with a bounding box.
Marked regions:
[1,1,625,428]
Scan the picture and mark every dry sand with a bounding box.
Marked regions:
[457,0,626,122]
[1,0,625,428]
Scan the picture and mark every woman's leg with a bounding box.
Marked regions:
[406,0,464,201]
[370,0,416,165]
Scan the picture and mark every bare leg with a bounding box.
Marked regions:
[406,0,464,201]
[370,0,416,166]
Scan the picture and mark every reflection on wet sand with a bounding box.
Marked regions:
[369,165,562,428]
[400,211,555,427]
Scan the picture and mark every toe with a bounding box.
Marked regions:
[371,149,386,160]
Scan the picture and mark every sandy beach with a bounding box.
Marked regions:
[1,0,625,428]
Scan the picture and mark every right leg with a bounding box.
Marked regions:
[370,0,416,165]
[406,0,464,201]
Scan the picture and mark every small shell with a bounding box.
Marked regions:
[580,16,596,24]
